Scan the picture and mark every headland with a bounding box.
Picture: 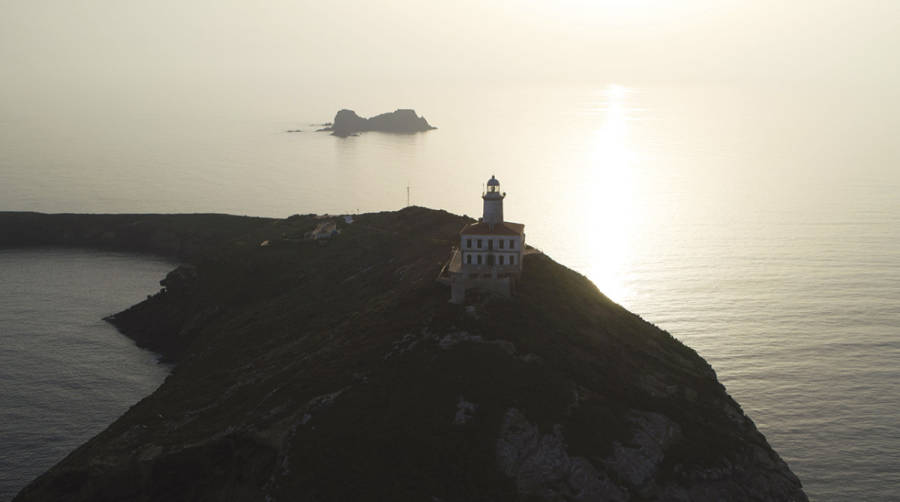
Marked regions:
[0,209,807,501]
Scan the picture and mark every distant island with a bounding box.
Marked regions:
[1,209,807,501]
[319,109,436,137]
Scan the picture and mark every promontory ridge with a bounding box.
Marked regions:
[0,208,807,501]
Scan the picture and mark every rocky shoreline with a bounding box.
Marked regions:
[1,209,807,501]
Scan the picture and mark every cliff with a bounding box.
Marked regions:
[2,208,807,501]
[323,109,436,137]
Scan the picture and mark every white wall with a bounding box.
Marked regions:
[460,234,524,268]
[460,235,523,252]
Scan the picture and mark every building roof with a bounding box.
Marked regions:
[460,221,525,236]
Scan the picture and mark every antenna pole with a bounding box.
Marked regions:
[406,184,410,207]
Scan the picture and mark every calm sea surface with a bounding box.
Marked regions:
[0,250,173,500]
[1,83,898,500]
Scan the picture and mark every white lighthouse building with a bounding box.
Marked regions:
[447,175,526,303]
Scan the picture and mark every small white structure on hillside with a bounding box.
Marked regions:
[310,221,337,240]
[447,175,526,303]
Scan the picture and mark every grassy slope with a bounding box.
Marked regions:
[4,208,805,501]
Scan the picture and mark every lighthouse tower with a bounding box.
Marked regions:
[444,175,526,303]
[482,175,505,228]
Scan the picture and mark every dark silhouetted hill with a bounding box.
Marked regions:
[1,208,807,501]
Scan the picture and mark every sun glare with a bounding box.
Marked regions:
[583,84,637,302]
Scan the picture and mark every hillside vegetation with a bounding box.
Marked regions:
[1,208,807,501]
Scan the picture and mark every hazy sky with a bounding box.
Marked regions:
[2,0,898,100]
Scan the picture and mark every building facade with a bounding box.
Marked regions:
[449,175,526,303]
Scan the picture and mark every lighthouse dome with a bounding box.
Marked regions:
[487,175,500,187]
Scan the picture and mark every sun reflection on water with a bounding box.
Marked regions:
[582,84,638,303]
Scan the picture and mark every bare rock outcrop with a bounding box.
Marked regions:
[497,408,626,501]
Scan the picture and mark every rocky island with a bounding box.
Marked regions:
[0,209,807,501]
[320,109,436,137]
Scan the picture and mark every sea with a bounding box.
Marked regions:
[1,82,898,500]
[0,250,173,500]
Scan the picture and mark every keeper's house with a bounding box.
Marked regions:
[447,175,525,303]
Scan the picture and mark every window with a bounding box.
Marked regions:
[499,240,505,249]
[466,254,472,264]
[477,239,482,249]
[499,255,504,265]
[477,255,482,265]
[466,238,471,248]
[510,255,516,265]
[509,239,515,249]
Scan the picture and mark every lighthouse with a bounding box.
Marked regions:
[445,175,526,303]
[482,175,504,228]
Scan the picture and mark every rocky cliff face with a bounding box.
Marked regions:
[4,208,807,501]
[325,108,436,137]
